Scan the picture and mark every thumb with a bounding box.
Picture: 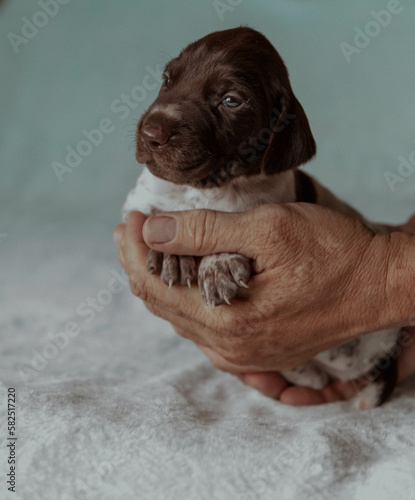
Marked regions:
[142,207,275,258]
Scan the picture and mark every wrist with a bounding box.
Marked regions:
[337,230,415,339]
[383,231,415,328]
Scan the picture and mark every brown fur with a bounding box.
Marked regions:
[136,27,316,188]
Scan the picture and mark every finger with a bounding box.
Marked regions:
[143,301,210,346]
[123,224,245,339]
[115,218,211,335]
[113,224,128,271]
[123,211,150,271]
[238,372,290,399]
[196,345,265,373]
[117,246,127,271]
[279,385,341,406]
[171,326,209,347]
[279,378,364,406]
[121,213,202,310]
[141,205,285,261]
[112,224,126,246]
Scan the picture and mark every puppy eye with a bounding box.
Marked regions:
[163,75,170,87]
[222,96,242,108]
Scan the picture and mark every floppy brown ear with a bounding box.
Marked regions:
[261,91,316,174]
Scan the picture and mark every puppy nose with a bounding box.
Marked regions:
[140,125,169,151]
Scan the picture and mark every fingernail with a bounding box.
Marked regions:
[147,216,176,243]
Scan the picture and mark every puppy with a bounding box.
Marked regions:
[122,27,400,410]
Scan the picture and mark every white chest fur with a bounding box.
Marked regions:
[122,167,296,220]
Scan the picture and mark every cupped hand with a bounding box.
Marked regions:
[113,206,415,405]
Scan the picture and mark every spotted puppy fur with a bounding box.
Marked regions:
[122,27,401,410]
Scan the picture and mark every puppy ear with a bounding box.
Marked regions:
[261,91,316,174]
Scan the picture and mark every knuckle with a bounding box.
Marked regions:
[236,320,256,340]
[185,209,218,253]
[255,203,279,220]
[129,271,149,302]
[253,204,292,249]
[143,301,154,314]
[218,312,254,339]
[220,345,253,367]
[209,355,229,371]
[117,248,126,269]
[214,319,256,367]
[172,326,190,339]
[239,315,259,337]
[119,232,127,251]
[216,313,238,336]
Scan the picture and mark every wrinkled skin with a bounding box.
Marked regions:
[114,206,415,406]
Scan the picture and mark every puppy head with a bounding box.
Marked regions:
[136,27,316,187]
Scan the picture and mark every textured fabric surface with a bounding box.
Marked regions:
[1,0,415,499]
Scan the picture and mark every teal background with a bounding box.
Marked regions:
[0,0,415,276]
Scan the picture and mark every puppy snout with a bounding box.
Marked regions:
[140,125,170,151]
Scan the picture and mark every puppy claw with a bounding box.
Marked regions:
[168,279,173,289]
[187,278,191,289]
[198,253,251,307]
[211,300,216,310]
[147,249,163,275]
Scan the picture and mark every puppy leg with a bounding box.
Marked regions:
[281,362,330,390]
[198,253,251,307]
[314,329,400,408]
[147,250,197,288]
[351,348,399,410]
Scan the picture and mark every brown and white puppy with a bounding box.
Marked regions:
[122,27,400,410]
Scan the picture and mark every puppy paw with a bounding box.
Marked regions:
[351,384,383,411]
[147,249,197,288]
[198,253,251,307]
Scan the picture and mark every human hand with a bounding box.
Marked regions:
[237,214,415,405]
[234,213,415,405]
[113,206,415,405]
